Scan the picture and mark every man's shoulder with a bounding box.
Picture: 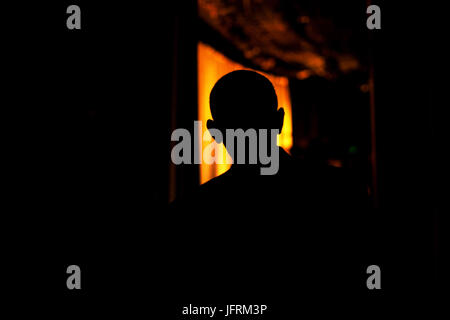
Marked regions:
[169,170,233,211]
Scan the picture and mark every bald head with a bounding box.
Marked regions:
[209,70,283,130]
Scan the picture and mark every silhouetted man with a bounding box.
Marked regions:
[173,70,361,212]
[170,70,366,307]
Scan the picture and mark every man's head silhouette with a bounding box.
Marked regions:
[207,70,284,135]
[205,70,284,174]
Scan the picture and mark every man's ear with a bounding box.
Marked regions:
[206,119,215,131]
[206,119,223,143]
[276,108,285,131]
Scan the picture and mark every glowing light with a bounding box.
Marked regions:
[296,70,311,80]
[198,42,293,184]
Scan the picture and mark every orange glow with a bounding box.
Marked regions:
[198,42,293,184]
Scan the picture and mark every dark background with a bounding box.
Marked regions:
[2,0,445,317]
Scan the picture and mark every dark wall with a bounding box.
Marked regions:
[370,0,443,299]
[4,0,188,309]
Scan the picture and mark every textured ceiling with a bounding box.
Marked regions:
[199,0,368,79]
